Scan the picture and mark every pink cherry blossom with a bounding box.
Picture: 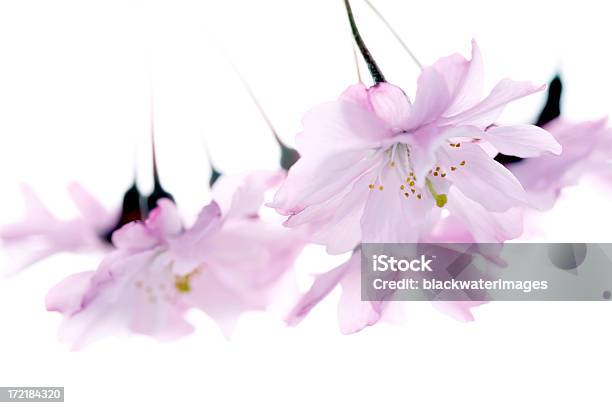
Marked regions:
[509,118,612,210]
[287,245,487,334]
[286,250,383,334]
[46,171,307,348]
[0,183,115,274]
[269,41,561,251]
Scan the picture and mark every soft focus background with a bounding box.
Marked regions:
[1,0,612,406]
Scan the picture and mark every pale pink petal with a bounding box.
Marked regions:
[19,184,54,221]
[46,270,97,315]
[340,83,373,111]
[367,83,412,129]
[111,221,158,250]
[212,171,285,219]
[67,183,114,229]
[296,99,390,156]
[441,39,485,117]
[145,198,183,239]
[483,125,561,157]
[198,219,304,291]
[269,149,381,216]
[399,125,482,185]
[184,201,223,238]
[440,143,527,212]
[400,68,452,130]
[0,186,55,240]
[309,172,371,254]
[168,201,223,277]
[360,165,437,244]
[286,253,358,326]
[446,187,523,242]
[186,268,256,338]
[509,119,609,210]
[337,252,381,334]
[441,79,545,128]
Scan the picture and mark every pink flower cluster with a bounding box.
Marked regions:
[2,36,612,346]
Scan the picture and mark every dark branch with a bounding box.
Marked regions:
[343,0,385,84]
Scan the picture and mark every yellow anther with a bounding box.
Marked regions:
[378,186,384,191]
[433,172,439,176]
[451,166,457,171]
[368,184,375,190]
[460,160,466,166]
[175,270,200,293]
[175,276,191,293]
[400,185,405,190]
[425,178,448,208]
[435,194,448,208]
[409,181,415,187]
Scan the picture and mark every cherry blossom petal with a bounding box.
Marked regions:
[401,68,452,130]
[297,99,390,156]
[67,183,114,230]
[269,149,380,216]
[286,252,358,326]
[337,253,381,334]
[111,221,158,250]
[212,171,285,219]
[441,79,545,128]
[368,82,412,129]
[46,270,97,316]
[309,173,371,254]
[340,83,373,111]
[446,187,523,242]
[441,143,527,211]
[145,198,183,239]
[439,40,485,117]
[483,124,561,157]
[509,119,609,210]
[360,165,435,244]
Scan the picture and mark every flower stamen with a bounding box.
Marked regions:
[425,178,448,208]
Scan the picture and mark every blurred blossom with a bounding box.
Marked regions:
[286,207,504,332]
[509,118,612,210]
[46,171,308,348]
[0,183,115,274]
[269,41,561,250]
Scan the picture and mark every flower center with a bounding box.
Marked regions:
[174,269,201,293]
[367,142,467,208]
[133,268,201,304]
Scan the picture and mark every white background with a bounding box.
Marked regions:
[1,0,612,406]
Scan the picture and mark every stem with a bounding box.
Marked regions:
[352,44,363,83]
[202,138,222,187]
[343,0,386,84]
[146,92,174,211]
[362,0,423,70]
[233,66,300,170]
